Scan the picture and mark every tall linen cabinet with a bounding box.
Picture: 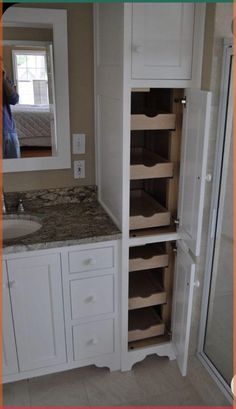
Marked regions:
[94,3,211,376]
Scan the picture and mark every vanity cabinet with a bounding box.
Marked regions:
[3,240,120,383]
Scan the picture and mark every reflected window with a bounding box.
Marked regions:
[12,50,49,105]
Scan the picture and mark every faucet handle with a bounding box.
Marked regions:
[17,199,25,213]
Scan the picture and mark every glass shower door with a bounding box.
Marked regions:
[203,127,233,385]
[198,44,233,400]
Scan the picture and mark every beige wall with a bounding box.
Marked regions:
[3,26,53,42]
[4,3,95,192]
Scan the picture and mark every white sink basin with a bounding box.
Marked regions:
[3,217,42,241]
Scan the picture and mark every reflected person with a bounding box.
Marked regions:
[2,67,20,158]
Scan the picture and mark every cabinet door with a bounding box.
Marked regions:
[171,242,195,376]
[131,3,195,80]
[7,254,66,372]
[3,262,19,376]
[177,89,212,256]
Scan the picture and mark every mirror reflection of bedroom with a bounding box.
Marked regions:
[3,25,56,159]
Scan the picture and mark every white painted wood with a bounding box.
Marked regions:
[70,275,114,319]
[94,4,124,229]
[3,8,70,172]
[177,89,212,256]
[3,240,121,382]
[2,262,19,376]
[131,4,194,80]
[121,342,176,371]
[72,319,114,360]
[171,242,195,376]
[7,254,66,372]
[68,246,114,274]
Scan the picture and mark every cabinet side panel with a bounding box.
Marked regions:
[94,4,124,229]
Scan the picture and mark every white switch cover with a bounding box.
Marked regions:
[74,160,85,179]
[73,133,85,154]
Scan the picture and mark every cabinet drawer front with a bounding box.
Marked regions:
[70,275,114,319]
[72,319,114,360]
[68,246,114,273]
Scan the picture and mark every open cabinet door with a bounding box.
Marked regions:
[171,242,195,376]
[177,89,212,256]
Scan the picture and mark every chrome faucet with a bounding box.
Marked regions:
[17,198,25,213]
[2,192,7,214]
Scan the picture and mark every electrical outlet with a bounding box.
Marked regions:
[74,160,85,179]
[72,133,85,154]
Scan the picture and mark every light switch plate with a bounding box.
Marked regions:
[73,133,85,154]
[74,160,85,179]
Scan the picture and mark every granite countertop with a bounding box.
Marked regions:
[3,187,121,255]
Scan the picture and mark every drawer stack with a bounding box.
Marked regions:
[128,243,174,348]
[65,243,118,364]
[128,88,182,350]
[129,88,179,236]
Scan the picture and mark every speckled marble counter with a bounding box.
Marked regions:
[3,186,121,254]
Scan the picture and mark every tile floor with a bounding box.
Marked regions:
[3,355,230,406]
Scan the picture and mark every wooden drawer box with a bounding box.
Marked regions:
[129,244,168,271]
[70,275,114,319]
[130,190,170,230]
[72,319,114,360]
[130,148,173,180]
[128,308,165,342]
[68,246,114,274]
[131,113,176,131]
[129,270,166,310]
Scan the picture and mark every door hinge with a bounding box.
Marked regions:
[174,96,187,107]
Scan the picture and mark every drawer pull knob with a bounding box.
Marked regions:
[88,338,98,345]
[86,257,96,266]
[85,295,97,304]
[9,280,17,289]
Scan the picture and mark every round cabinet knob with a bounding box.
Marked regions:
[88,338,98,346]
[133,45,144,53]
[85,295,97,304]
[87,257,96,266]
[9,280,17,289]
[194,280,200,288]
[205,173,212,182]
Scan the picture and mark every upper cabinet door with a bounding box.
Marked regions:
[177,89,212,256]
[7,254,66,372]
[131,3,195,80]
[3,262,19,377]
[171,242,195,376]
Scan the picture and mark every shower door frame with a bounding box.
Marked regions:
[197,40,233,403]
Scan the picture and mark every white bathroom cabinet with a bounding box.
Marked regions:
[3,240,120,383]
[131,4,200,82]
[94,3,211,376]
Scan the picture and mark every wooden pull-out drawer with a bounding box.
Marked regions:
[130,190,170,230]
[129,244,168,271]
[129,270,166,310]
[68,246,114,273]
[130,148,173,180]
[70,275,114,319]
[131,113,176,131]
[72,319,114,360]
[128,308,165,342]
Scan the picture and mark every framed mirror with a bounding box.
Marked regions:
[2,7,71,172]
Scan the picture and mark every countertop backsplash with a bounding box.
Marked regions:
[4,185,98,213]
